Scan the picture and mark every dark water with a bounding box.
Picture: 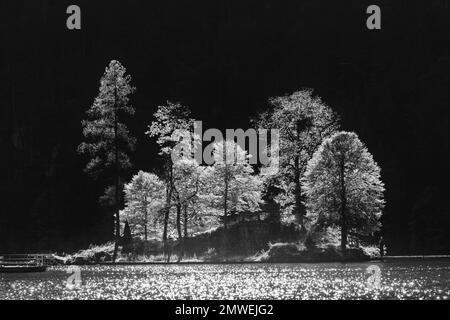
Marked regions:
[1,261,449,300]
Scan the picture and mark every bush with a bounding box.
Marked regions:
[255,242,371,263]
[255,242,304,262]
[66,242,115,265]
[360,245,381,259]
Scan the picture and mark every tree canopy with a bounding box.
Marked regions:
[302,131,385,252]
[255,89,339,225]
[78,60,136,261]
[123,171,165,240]
[203,140,263,228]
[78,60,136,179]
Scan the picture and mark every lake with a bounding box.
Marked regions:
[1,261,449,300]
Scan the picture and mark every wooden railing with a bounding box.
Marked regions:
[0,254,54,266]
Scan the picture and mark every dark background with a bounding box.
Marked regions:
[0,0,449,254]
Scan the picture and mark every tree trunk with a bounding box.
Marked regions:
[339,157,347,257]
[176,203,183,262]
[183,205,188,238]
[293,155,304,226]
[294,156,303,225]
[112,86,120,263]
[176,204,182,240]
[293,119,309,228]
[144,197,148,241]
[163,160,173,258]
[162,205,170,251]
[163,186,171,256]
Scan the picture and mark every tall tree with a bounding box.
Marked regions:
[122,171,165,240]
[78,60,136,262]
[146,102,195,254]
[302,131,385,254]
[255,89,339,226]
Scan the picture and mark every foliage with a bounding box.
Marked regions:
[202,140,263,227]
[302,131,385,249]
[146,102,195,157]
[171,158,214,237]
[78,60,136,180]
[254,89,339,224]
[122,171,165,240]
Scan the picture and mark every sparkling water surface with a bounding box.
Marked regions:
[1,261,449,300]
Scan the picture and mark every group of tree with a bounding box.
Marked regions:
[143,103,264,256]
[254,90,385,254]
[79,60,385,261]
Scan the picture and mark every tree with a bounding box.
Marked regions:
[171,159,203,237]
[146,102,196,254]
[122,221,133,252]
[255,89,339,226]
[302,131,385,254]
[78,60,136,262]
[204,140,263,228]
[122,171,165,240]
[169,158,208,260]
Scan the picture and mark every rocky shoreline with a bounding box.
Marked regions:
[54,241,376,265]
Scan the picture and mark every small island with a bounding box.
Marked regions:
[1,1,449,301]
[61,61,385,265]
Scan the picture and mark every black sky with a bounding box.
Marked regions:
[1,0,449,254]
